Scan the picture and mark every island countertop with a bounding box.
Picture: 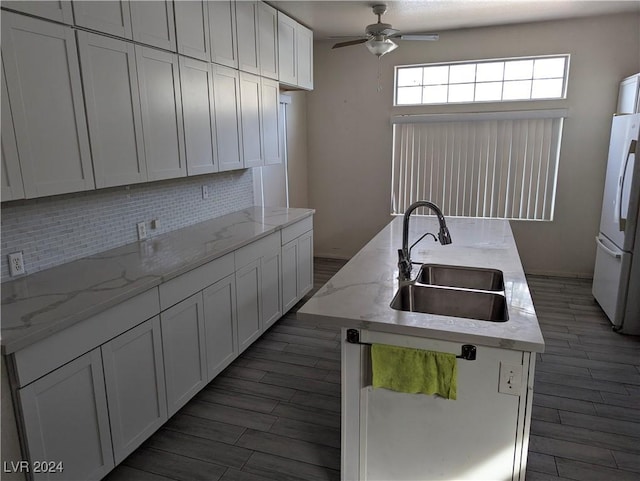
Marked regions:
[1,206,314,355]
[298,216,545,353]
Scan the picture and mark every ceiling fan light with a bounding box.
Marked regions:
[366,38,398,57]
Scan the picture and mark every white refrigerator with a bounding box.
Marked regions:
[593,113,640,334]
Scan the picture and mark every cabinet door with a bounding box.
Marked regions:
[102,317,167,464]
[281,239,299,312]
[19,349,114,481]
[297,23,314,90]
[203,274,238,380]
[73,1,132,39]
[174,0,210,61]
[2,1,73,24]
[236,259,262,353]
[130,0,176,51]
[239,72,263,168]
[1,58,25,201]
[136,46,186,181]
[236,0,260,75]
[1,12,95,198]
[277,12,297,87]
[78,32,147,188]
[297,230,314,298]
[261,78,282,165]
[209,0,238,68]
[262,248,282,330]
[161,293,207,417]
[180,57,217,175]
[258,2,278,80]
[213,64,243,172]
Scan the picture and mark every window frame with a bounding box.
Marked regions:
[394,54,570,107]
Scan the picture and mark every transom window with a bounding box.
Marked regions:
[395,55,570,105]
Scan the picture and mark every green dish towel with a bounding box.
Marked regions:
[371,344,458,400]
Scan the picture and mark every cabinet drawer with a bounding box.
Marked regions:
[12,288,160,387]
[235,231,280,268]
[159,253,234,311]
[281,216,313,245]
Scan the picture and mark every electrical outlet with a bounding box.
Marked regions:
[137,222,147,240]
[8,252,25,276]
[202,185,209,199]
[498,362,522,395]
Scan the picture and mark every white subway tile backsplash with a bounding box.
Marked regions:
[1,171,253,282]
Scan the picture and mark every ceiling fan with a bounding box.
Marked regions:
[332,4,439,57]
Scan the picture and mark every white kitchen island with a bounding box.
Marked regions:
[297,216,545,481]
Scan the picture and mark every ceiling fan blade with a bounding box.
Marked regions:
[391,33,440,41]
[332,38,369,49]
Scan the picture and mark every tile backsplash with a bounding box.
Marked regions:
[1,170,254,282]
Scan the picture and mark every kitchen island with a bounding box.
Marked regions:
[298,215,545,481]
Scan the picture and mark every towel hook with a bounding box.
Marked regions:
[345,329,477,361]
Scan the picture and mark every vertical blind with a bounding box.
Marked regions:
[391,110,567,220]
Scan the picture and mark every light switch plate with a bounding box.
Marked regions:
[498,362,522,395]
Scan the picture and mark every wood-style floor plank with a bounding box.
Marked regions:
[105,260,640,481]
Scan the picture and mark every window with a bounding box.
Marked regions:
[391,110,567,220]
[395,55,569,105]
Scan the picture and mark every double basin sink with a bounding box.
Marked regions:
[390,264,508,322]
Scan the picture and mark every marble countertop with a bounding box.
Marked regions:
[298,216,545,353]
[1,206,314,355]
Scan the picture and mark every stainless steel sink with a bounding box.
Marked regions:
[390,284,508,322]
[416,264,505,291]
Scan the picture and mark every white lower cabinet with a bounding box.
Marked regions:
[281,218,314,312]
[161,293,207,417]
[18,349,114,481]
[236,259,263,353]
[261,247,282,329]
[203,274,238,380]
[101,317,167,464]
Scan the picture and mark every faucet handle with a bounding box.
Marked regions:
[438,226,452,245]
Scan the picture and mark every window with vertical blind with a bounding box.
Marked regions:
[391,109,567,220]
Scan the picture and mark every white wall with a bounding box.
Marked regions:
[307,13,640,276]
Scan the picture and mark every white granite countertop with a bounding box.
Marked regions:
[298,216,545,353]
[1,206,314,354]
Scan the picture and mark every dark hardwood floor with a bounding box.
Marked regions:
[105,258,640,481]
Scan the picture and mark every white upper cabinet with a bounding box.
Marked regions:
[2,1,74,24]
[277,12,297,87]
[296,23,314,90]
[73,1,133,39]
[213,64,243,172]
[277,12,313,90]
[78,32,147,188]
[1,12,95,198]
[179,56,218,175]
[236,0,260,75]
[1,58,25,201]
[130,0,176,51]
[136,46,186,181]
[208,0,238,68]
[174,0,210,61]
[257,2,278,80]
[239,72,263,168]
[261,77,281,165]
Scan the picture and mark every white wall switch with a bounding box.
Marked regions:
[498,362,523,395]
[8,252,25,276]
[202,185,209,199]
[137,222,147,240]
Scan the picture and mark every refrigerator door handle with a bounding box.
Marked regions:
[617,139,637,231]
[595,236,622,259]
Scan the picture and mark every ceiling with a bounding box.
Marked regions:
[269,1,640,39]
